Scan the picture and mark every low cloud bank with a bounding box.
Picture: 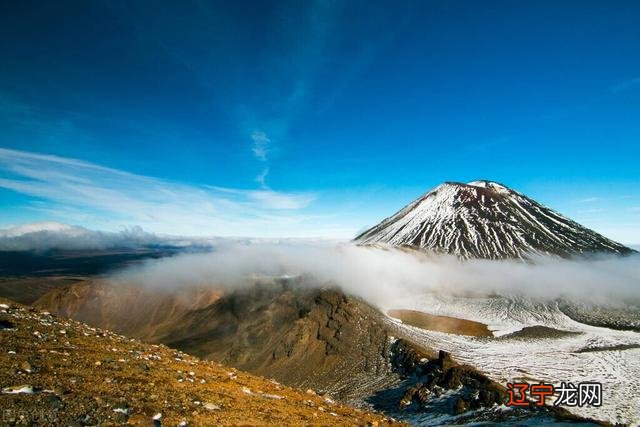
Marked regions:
[0,222,184,251]
[0,221,333,252]
[110,242,640,307]
[6,222,637,307]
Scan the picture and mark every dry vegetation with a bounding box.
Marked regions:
[0,298,402,426]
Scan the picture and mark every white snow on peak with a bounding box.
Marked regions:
[355,180,631,259]
[466,180,510,193]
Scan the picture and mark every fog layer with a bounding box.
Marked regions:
[110,242,640,307]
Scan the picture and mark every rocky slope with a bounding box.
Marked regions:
[355,180,633,259]
[35,278,402,401]
[0,297,400,426]
[160,280,400,401]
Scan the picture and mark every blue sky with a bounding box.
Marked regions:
[0,0,639,241]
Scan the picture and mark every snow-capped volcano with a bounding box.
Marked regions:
[355,180,634,259]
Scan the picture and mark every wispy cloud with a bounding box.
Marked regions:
[0,147,330,237]
[240,3,344,191]
[250,131,271,188]
[611,77,640,94]
[251,131,270,161]
[254,167,269,188]
[577,197,602,203]
[247,189,315,210]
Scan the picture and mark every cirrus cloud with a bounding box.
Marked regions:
[0,147,335,237]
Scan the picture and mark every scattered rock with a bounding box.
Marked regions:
[454,396,468,414]
[261,393,285,400]
[2,384,36,394]
[437,350,455,371]
[126,414,148,424]
[392,339,506,414]
[20,360,34,373]
[45,394,64,409]
[52,385,70,395]
[0,318,15,329]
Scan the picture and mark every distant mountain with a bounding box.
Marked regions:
[355,180,634,259]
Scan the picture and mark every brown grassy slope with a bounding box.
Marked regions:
[34,280,221,342]
[0,298,401,426]
[0,276,87,305]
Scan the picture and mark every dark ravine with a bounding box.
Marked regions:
[355,180,634,260]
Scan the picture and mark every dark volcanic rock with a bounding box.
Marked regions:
[386,339,602,425]
[391,340,506,413]
[0,318,16,329]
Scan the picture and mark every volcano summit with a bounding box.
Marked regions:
[355,180,633,259]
